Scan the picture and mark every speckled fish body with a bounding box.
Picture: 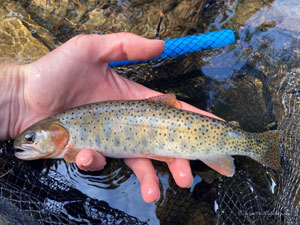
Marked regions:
[56,100,258,157]
[14,99,281,176]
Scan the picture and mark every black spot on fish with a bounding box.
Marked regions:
[255,139,263,145]
[142,138,148,147]
[114,137,120,147]
[96,135,101,148]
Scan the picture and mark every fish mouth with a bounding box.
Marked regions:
[14,145,49,160]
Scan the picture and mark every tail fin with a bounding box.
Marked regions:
[254,130,282,171]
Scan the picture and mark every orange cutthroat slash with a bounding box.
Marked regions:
[14,94,281,177]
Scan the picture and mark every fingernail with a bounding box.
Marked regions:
[178,171,193,188]
[179,171,186,178]
[80,155,93,167]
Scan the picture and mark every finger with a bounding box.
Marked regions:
[124,158,160,203]
[75,148,106,171]
[168,158,193,188]
[72,32,164,63]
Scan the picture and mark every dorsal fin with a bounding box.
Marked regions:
[147,94,182,109]
[200,156,235,177]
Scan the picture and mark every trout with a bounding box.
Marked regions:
[14,95,281,176]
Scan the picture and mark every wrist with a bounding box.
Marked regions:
[0,63,26,140]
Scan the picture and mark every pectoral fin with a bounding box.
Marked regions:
[147,94,182,109]
[64,148,81,163]
[200,156,235,177]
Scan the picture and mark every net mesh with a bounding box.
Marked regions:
[0,141,146,225]
[215,69,300,225]
[273,69,300,225]
[1,33,300,225]
[1,36,300,225]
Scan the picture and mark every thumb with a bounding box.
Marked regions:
[70,32,165,63]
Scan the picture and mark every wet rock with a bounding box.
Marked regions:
[0,12,49,62]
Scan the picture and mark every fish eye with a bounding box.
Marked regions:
[24,132,36,144]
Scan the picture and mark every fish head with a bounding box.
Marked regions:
[14,119,69,160]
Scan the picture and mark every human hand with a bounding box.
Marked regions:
[10,33,221,203]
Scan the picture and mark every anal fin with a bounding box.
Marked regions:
[147,94,182,109]
[200,156,235,177]
[147,155,174,163]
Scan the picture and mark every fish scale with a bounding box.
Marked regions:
[14,98,281,177]
[56,101,241,157]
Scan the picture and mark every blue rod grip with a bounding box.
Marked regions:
[108,29,235,68]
